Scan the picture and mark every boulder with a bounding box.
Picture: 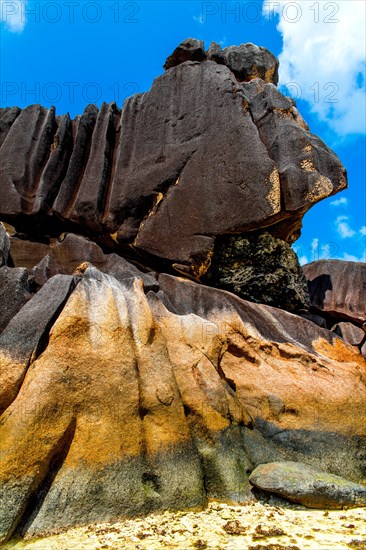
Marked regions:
[0,40,346,284]
[303,260,366,325]
[299,312,327,328]
[10,233,158,291]
[205,232,310,312]
[207,41,279,84]
[163,38,206,70]
[0,273,78,415]
[249,462,366,509]
[332,322,366,356]
[0,264,365,542]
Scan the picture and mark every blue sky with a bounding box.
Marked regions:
[1,0,365,264]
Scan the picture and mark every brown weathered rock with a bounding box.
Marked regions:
[0,40,362,541]
[332,322,366,356]
[303,260,366,325]
[0,40,346,281]
[0,264,365,542]
[163,38,206,70]
[9,233,158,291]
[249,462,366,509]
[207,41,279,84]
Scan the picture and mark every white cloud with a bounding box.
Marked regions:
[193,14,204,24]
[263,0,366,135]
[299,255,309,266]
[360,226,366,236]
[335,215,356,238]
[343,251,366,263]
[330,197,348,206]
[321,243,331,258]
[0,0,27,32]
[311,237,319,252]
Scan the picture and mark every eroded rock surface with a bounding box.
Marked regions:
[163,38,206,70]
[0,39,363,544]
[205,232,310,312]
[9,233,158,291]
[249,462,366,509]
[303,260,366,325]
[303,260,366,355]
[0,261,365,542]
[332,322,366,356]
[206,41,279,84]
[0,39,346,281]
[0,267,32,333]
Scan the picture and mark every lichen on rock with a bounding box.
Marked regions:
[205,232,310,313]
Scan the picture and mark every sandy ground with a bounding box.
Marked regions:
[3,501,366,550]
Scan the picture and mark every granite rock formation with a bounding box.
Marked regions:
[163,38,206,70]
[0,39,346,291]
[8,232,158,292]
[206,41,279,84]
[303,260,366,325]
[249,462,366,509]
[333,322,366,356]
[303,260,366,355]
[205,232,310,312]
[0,261,365,542]
[0,40,364,543]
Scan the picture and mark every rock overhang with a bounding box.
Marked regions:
[0,38,347,285]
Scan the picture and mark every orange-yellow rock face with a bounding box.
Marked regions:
[0,265,365,542]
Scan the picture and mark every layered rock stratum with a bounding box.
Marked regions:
[0,39,364,544]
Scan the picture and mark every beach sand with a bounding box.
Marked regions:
[3,500,365,549]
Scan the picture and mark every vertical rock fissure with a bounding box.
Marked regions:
[53,106,98,218]
[101,108,123,224]
[25,108,57,203]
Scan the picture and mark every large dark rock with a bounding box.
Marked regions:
[207,41,279,84]
[0,267,32,333]
[205,232,310,312]
[163,38,206,70]
[0,274,78,414]
[249,461,366,509]
[9,233,158,291]
[303,260,366,325]
[0,39,346,283]
[0,106,21,148]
